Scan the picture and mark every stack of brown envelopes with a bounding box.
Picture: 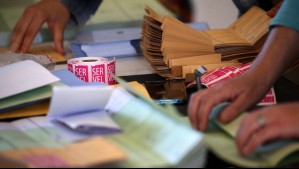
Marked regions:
[141,6,271,79]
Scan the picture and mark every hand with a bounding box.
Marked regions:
[188,72,271,131]
[10,0,70,54]
[267,2,282,18]
[236,102,299,156]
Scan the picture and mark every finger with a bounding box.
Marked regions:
[197,89,232,131]
[236,113,262,154]
[241,125,281,156]
[188,93,200,129]
[219,93,255,123]
[198,94,218,131]
[10,9,34,52]
[20,16,45,53]
[52,24,65,54]
[188,90,209,130]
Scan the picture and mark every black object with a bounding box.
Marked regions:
[144,79,187,104]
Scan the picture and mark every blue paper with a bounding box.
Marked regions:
[52,69,106,87]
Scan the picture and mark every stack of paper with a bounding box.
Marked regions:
[204,6,270,62]
[0,136,126,168]
[70,22,209,59]
[0,61,62,113]
[104,77,206,167]
[141,6,271,79]
[70,28,142,58]
[0,77,207,167]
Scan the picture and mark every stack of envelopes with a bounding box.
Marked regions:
[141,6,271,79]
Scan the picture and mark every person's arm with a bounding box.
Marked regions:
[188,0,299,131]
[235,0,299,156]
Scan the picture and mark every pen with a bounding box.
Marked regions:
[194,66,207,90]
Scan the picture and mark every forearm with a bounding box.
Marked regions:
[250,26,299,87]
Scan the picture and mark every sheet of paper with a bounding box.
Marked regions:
[0,118,65,152]
[0,60,59,99]
[0,115,97,152]
[76,27,141,44]
[47,86,113,119]
[52,69,105,87]
[47,86,121,136]
[81,41,138,58]
[0,137,126,168]
[0,82,65,113]
[105,88,205,167]
[0,101,49,120]
[56,111,121,135]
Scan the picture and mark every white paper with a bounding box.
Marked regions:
[47,86,120,135]
[105,87,134,114]
[47,86,113,119]
[0,60,59,99]
[77,27,141,44]
[81,41,137,58]
[56,111,121,134]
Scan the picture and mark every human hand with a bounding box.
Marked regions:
[188,72,271,131]
[236,102,299,156]
[267,2,282,18]
[10,0,70,54]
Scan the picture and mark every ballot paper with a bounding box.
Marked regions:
[104,77,206,168]
[47,86,121,135]
[0,60,59,99]
[0,76,207,167]
[71,27,142,58]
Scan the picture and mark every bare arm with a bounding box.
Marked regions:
[188,26,299,131]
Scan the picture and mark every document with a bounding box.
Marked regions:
[204,109,299,167]
[71,27,142,58]
[47,86,121,135]
[103,77,206,167]
[0,137,126,168]
[0,76,206,167]
[0,82,65,113]
[0,60,59,99]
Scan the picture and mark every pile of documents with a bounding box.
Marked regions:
[141,6,271,79]
[70,28,142,58]
[70,22,209,59]
[0,60,207,167]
